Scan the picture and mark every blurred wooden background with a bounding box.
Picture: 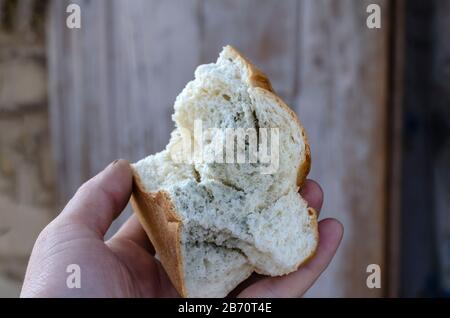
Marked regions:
[0,0,53,296]
[1,0,449,297]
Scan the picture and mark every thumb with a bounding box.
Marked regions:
[57,159,133,238]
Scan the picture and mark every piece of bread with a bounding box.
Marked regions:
[130,46,318,298]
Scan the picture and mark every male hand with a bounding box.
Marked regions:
[21,159,343,298]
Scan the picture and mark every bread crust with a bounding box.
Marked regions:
[224,45,311,188]
[130,45,317,297]
[130,171,187,297]
[303,207,320,265]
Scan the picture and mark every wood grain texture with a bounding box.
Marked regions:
[431,0,450,294]
[400,0,436,297]
[48,0,200,201]
[397,0,450,297]
[0,0,54,297]
[48,0,201,234]
[387,0,405,298]
[0,0,4,26]
[14,0,33,32]
[201,0,299,105]
[297,0,389,297]
[434,145,450,292]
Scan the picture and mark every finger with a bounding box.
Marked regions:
[110,214,155,254]
[58,159,133,238]
[299,179,323,215]
[238,218,343,298]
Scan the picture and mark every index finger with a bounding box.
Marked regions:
[238,218,343,298]
[57,159,133,238]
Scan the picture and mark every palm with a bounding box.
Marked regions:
[103,235,178,297]
[23,220,177,297]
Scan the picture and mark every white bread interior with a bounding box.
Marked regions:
[131,46,318,298]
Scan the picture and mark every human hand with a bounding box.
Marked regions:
[21,159,343,298]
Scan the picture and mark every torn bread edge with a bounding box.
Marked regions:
[130,46,318,297]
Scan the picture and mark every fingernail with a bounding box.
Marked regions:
[105,159,120,170]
